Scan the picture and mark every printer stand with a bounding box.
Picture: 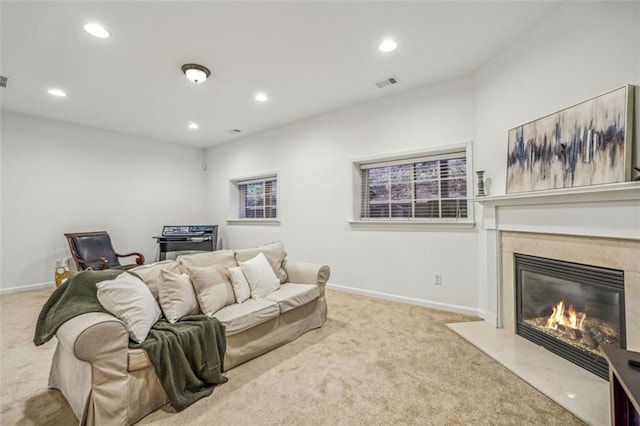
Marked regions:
[154,225,218,261]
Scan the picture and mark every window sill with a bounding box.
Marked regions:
[348,220,475,231]
[227,219,281,226]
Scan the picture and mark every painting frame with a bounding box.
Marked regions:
[506,85,634,194]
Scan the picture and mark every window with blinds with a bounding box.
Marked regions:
[238,177,277,219]
[360,151,468,220]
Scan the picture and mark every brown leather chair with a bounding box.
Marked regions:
[65,231,145,271]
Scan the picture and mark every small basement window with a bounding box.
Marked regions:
[350,143,474,227]
[229,173,279,224]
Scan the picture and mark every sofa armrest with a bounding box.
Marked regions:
[56,312,129,366]
[283,259,330,289]
[55,312,130,425]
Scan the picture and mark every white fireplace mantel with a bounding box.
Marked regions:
[473,181,640,241]
[471,181,640,208]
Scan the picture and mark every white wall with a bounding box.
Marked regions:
[0,111,207,291]
[205,76,481,314]
[0,6,4,292]
[475,2,639,190]
[474,2,640,323]
[0,102,3,295]
[205,2,639,318]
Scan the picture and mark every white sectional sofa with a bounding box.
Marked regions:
[48,242,329,425]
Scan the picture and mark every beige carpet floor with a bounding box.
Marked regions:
[0,287,585,425]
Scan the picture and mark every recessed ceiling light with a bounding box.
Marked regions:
[47,88,67,97]
[566,392,576,399]
[379,39,398,53]
[84,23,111,39]
[254,93,268,102]
[188,122,200,129]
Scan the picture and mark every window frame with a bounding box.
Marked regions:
[349,142,475,229]
[228,172,280,225]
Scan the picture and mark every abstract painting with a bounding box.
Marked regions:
[506,85,634,193]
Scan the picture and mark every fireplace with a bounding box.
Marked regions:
[515,253,625,379]
[473,187,639,425]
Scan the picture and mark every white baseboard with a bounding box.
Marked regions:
[477,310,499,327]
[326,283,482,318]
[0,281,55,295]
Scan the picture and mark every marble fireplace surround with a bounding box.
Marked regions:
[500,231,640,352]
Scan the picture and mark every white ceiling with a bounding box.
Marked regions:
[1,1,559,148]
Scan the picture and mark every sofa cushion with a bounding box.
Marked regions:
[128,348,151,372]
[96,272,162,343]
[235,241,287,283]
[158,270,199,323]
[185,264,235,316]
[177,249,237,272]
[240,253,280,299]
[228,266,250,304]
[130,260,181,301]
[213,299,279,335]
[264,283,320,314]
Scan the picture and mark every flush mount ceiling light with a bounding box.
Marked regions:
[378,39,398,53]
[254,92,268,102]
[84,23,111,39]
[47,88,67,97]
[182,64,211,84]
[188,122,200,129]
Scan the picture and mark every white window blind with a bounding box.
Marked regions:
[360,151,468,220]
[238,177,277,219]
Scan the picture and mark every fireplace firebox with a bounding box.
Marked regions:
[515,254,625,379]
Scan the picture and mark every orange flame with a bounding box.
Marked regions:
[568,304,577,329]
[546,300,586,332]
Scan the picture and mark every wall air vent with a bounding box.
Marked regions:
[0,76,8,88]
[229,129,242,134]
[373,75,399,89]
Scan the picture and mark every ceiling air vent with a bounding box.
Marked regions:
[373,75,399,89]
[0,76,8,88]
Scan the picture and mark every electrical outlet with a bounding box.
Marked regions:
[434,273,442,285]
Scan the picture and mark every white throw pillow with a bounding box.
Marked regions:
[235,241,288,283]
[240,253,280,299]
[228,266,251,304]
[96,272,162,343]
[158,270,199,323]
[186,264,236,315]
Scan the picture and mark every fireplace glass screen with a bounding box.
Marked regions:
[516,254,625,379]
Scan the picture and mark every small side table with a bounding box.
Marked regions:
[601,345,640,425]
